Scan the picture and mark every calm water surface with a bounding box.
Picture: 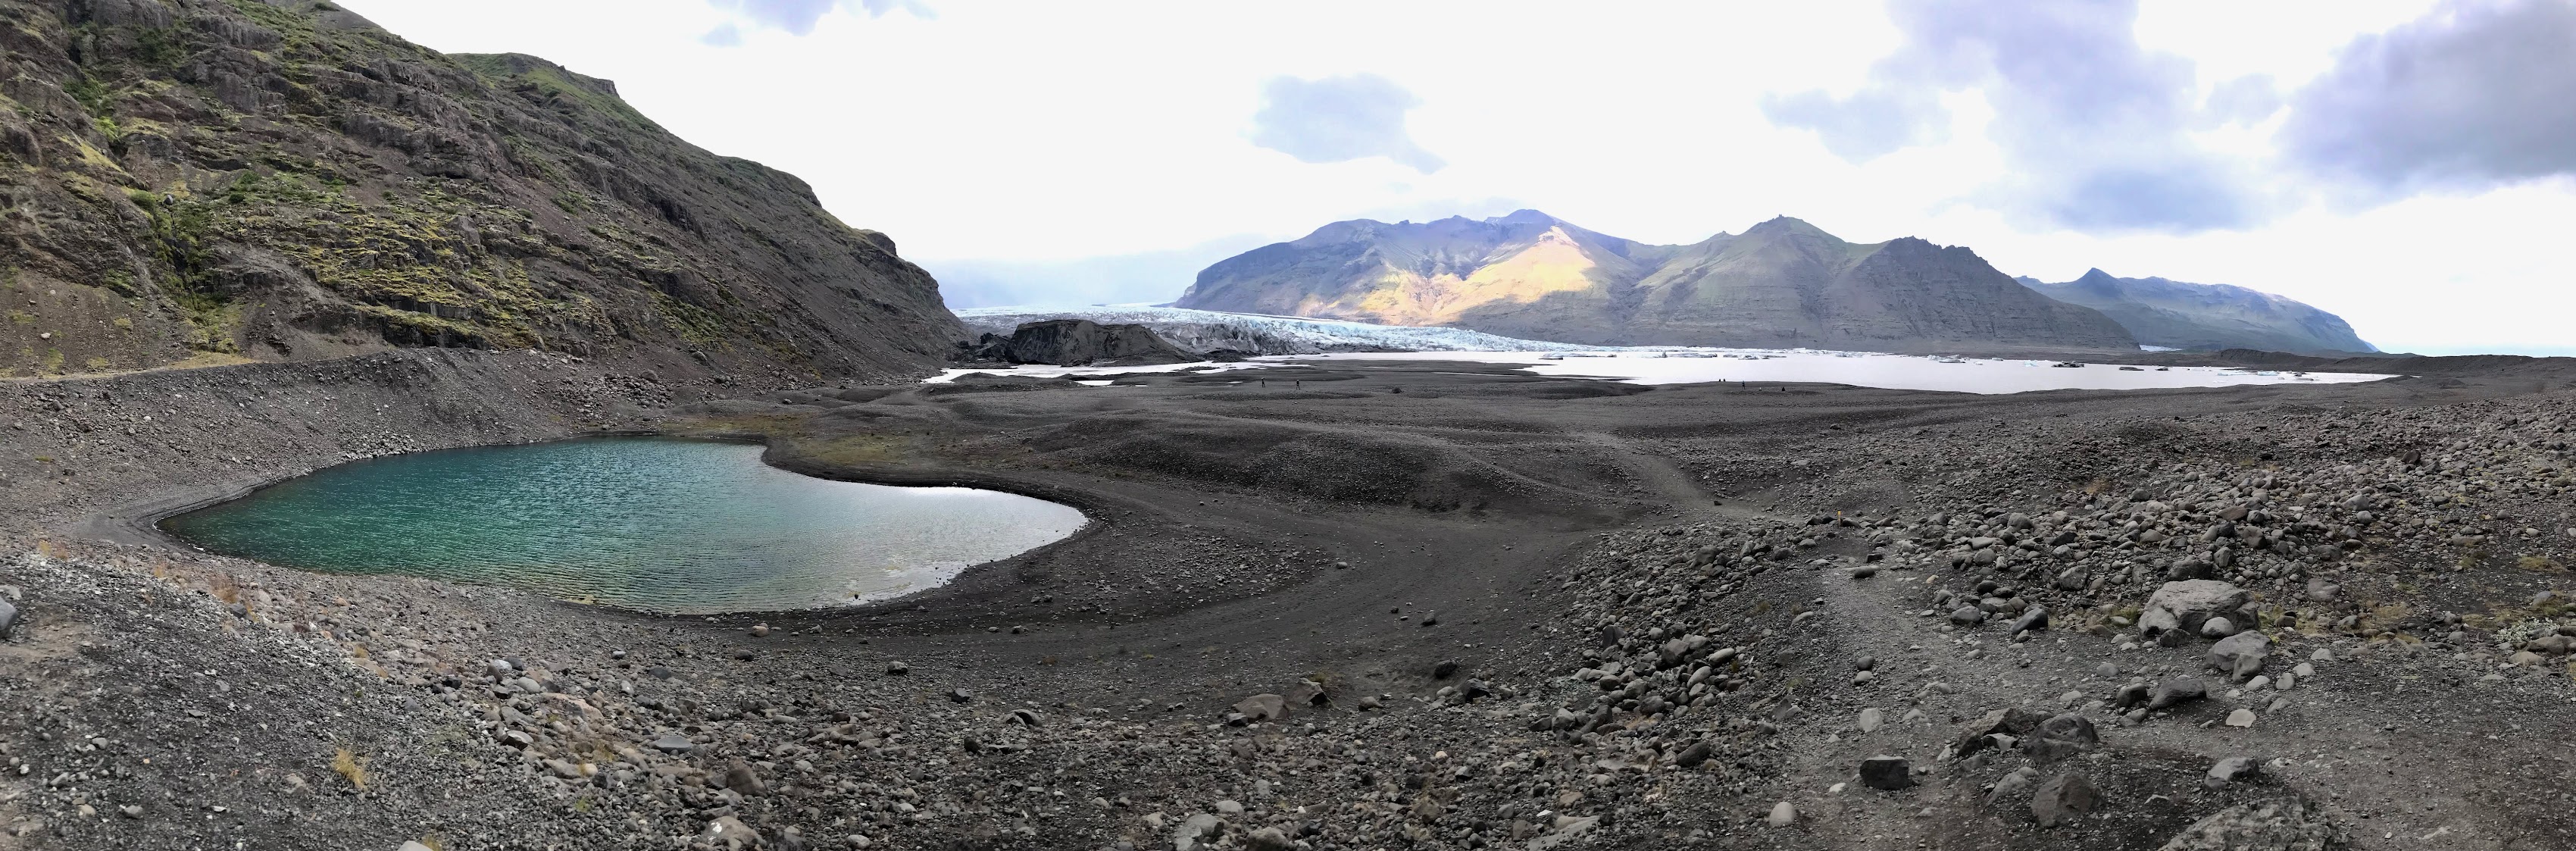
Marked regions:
[1303,351,2390,393]
[161,437,1086,613]
[935,351,2388,394]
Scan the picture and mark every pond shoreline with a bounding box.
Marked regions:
[148,435,1091,615]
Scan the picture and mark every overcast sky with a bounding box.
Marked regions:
[338,0,2576,355]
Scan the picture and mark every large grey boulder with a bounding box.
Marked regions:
[1233,693,1286,722]
[2140,580,2249,639]
[2025,714,2099,764]
[1988,766,2040,805]
[1951,706,2047,757]
[697,815,761,849]
[1243,826,1296,851]
[2209,630,2272,679]
[2148,678,2208,710]
[2303,577,2341,602]
[1175,812,1225,851]
[2205,756,2261,790]
[720,760,764,795]
[2030,773,2101,828]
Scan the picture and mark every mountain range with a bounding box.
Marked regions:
[2017,271,2376,355]
[0,0,958,378]
[1174,211,2137,352]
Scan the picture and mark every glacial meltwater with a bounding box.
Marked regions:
[159,436,1086,613]
[933,350,2389,394]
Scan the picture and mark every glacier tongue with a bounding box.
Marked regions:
[943,307,2393,394]
[954,305,1615,355]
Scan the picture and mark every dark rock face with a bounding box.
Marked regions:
[2025,713,2099,764]
[2030,772,2101,828]
[0,0,960,378]
[2020,269,2375,355]
[1174,210,2135,352]
[958,309,1421,357]
[963,320,1199,367]
[1858,756,1914,790]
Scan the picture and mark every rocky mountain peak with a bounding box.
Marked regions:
[1746,214,1827,233]
[1177,213,2134,351]
[1486,208,1565,227]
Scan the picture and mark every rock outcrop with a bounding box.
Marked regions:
[961,319,1199,366]
[1174,210,2136,351]
[2020,270,2375,355]
[0,0,961,378]
[2140,580,2251,640]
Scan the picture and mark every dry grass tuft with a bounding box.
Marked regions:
[2365,601,2412,629]
[331,747,368,790]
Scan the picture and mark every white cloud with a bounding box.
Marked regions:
[2281,0,2576,195]
[707,0,928,36]
[1249,74,1444,174]
[1762,0,2274,233]
[1761,86,1949,161]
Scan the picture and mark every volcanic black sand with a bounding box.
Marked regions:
[5,352,2576,850]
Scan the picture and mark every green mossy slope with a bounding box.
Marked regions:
[0,0,960,378]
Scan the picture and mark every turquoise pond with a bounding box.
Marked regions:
[159,437,1086,613]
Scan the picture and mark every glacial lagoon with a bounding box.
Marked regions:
[930,349,2389,395]
[160,436,1086,613]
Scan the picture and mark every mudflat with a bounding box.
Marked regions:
[5,351,2574,849]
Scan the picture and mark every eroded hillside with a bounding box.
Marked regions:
[0,0,960,378]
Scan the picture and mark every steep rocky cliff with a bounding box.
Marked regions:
[0,0,961,379]
[1174,211,2134,351]
[960,318,1199,367]
[2020,270,2376,355]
